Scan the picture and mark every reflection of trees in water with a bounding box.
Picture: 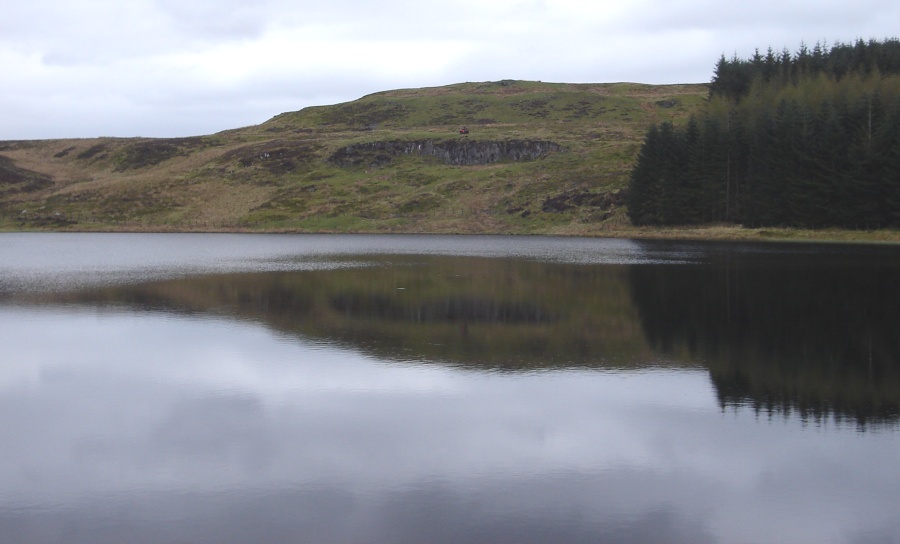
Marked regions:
[30,245,898,425]
[628,244,900,428]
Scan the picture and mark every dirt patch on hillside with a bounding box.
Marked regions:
[223,140,321,175]
[113,137,209,171]
[541,189,624,214]
[0,155,53,195]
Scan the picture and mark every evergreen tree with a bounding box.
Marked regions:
[626,124,662,226]
[627,38,900,229]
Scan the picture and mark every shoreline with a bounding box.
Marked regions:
[4,223,900,245]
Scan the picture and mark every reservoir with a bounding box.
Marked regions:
[1,233,898,544]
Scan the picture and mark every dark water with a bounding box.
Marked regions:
[1,233,899,544]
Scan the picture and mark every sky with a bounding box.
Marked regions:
[2,0,900,140]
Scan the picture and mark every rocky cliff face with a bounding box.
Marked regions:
[329,139,563,167]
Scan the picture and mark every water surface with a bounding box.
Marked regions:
[1,234,898,544]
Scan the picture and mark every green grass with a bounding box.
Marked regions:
[0,80,747,236]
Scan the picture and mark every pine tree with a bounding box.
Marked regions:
[626,124,662,225]
[628,38,900,229]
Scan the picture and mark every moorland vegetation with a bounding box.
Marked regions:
[0,81,703,236]
[4,40,900,242]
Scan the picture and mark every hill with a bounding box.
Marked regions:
[0,80,706,234]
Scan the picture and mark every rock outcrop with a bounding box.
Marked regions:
[329,139,563,167]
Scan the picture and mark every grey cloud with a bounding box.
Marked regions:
[4,0,900,138]
[153,0,272,39]
[619,0,895,32]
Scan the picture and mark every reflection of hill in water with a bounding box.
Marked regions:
[32,256,657,369]
[628,242,900,428]
[20,247,900,427]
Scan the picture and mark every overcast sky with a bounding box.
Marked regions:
[2,0,899,140]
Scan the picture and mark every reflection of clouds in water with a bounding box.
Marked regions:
[1,479,718,544]
[1,307,899,544]
[0,307,458,397]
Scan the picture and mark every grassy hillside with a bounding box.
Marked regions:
[0,80,707,234]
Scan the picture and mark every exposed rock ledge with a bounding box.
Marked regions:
[329,139,564,167]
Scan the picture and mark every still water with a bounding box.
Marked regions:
[1,233,898,544]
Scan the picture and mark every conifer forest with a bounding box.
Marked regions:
[627,38,900,228]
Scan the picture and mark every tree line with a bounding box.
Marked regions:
[627,38,900,228]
